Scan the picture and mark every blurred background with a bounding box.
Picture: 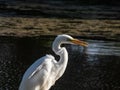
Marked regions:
[0,0,120,39]
[0,0,120,90]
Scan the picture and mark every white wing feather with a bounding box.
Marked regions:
[28,55,55,79]
[22,54,55,80]
[19,54,56,90]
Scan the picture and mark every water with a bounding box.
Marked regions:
[0,37,120,90]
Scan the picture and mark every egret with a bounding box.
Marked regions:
[19,34,88,90]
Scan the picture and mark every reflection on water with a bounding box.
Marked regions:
[0,37,120,90]
[86,40,120,56]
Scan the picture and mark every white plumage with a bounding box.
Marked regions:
[19,34,88,90]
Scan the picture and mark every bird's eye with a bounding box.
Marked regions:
[66,38,70,41]
[67,38,73,42]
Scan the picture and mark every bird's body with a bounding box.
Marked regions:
[19,34,88,90]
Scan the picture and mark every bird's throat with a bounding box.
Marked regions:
[52,40,62,55]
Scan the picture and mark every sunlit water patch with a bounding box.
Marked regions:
[86,40,120,56]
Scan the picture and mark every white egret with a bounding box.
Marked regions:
[19,34,88,90]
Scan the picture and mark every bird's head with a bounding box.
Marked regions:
[56,34,88,47]
[52,34,88,54]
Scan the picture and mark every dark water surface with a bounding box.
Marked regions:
[0,37,120,90]
[0,5,120,19]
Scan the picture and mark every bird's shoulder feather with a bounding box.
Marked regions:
[45,54,55,60]
[23,54,55,80]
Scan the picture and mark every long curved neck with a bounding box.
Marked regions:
[52,40,68,66]
[52,39,61,54]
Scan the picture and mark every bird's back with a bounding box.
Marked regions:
[19,55,55,90]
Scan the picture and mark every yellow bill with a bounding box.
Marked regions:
[71,38,88,47]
